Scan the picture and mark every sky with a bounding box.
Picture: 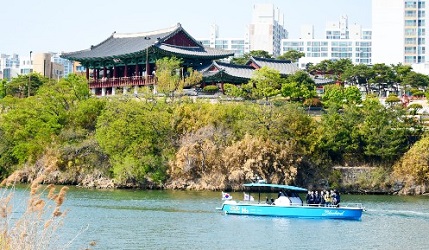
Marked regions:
[1,0,371,56]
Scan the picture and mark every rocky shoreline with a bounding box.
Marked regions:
[2,166,428,195]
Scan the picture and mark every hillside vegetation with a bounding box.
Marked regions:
[0,72,428,193]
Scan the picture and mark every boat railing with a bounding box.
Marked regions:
[339,203,364,209]
[304,203,364,209]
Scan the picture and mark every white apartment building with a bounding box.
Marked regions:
[248,3,287,57]
[372,0,428,65]
[0,54,21,80]
[0,52,67,81]
[198,24,250,57]
[281,16,372,69]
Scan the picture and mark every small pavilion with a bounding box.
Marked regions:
[198,56,301,90]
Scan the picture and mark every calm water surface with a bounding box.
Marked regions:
[6,186,429,250]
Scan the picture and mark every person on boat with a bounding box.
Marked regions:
[305,191,312,204]
[324,190,332,206]
[332,190,341,206]
[320,190,326,206]
[314,190,321,205]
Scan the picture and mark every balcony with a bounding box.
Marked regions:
[89,75,156,89]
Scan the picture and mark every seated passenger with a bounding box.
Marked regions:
[324,190,332,206]
[314,191,321,205]
[306,191,312,204]
[320,191,326,206]
[332,190,340,206]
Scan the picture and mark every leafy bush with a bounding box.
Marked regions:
[303,97,322,107]
[203,85,219,93]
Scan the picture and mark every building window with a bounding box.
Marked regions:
[405,10,417,17]
[405,20,417,26]
[405,38,417,44]
[405,56,416,63]
[405,1,417,8]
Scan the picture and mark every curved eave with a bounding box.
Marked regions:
[62,50,145,62]
[155,45,234,60]
[202,71,250,83]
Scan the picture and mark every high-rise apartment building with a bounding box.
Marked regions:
[372,0,427,65]
[281,16,372,68]
[198,24,250,57]
[248,3,288,57]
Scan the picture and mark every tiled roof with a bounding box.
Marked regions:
[62,23,233,61]
[248,56,300,75]
[313,77,335,86]
[198,61,255,81]
[157,44,233,58]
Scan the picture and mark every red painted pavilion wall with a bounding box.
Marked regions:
[164,31,199,47]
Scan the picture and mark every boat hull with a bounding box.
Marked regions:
[221,202,363,220]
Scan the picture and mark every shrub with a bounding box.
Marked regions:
[303,97,322,107]
[203,85,219,93]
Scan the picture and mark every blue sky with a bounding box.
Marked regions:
[1,0,371,56]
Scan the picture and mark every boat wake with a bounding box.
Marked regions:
[365,208,429,219]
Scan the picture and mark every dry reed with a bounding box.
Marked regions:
[0,171,69,249]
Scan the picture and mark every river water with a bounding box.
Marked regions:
[5,186,429,250]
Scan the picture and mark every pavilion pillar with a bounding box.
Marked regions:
[145,49,150,81]
[112,87,116,96]
[101,87,106,96]
[134,86,138,95]
[113,66,117,78]
[86,67,89,80]
[124,64,128,77]
[91,88,96,95]
[92,68,96,80]
[135,62,139,76]
[96,69,100,79]
[103,67,107,78]
[123,87,128,94]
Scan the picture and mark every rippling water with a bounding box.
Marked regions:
[5,187,429,249]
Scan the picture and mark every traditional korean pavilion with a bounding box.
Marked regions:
[198,56,300,85]
[61,23,234,95]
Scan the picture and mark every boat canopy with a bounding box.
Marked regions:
[243,183,308,192]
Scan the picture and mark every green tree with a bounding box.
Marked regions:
[277,50,305,62]
[95,100,174,184]
[281,71,316,102]
[309,59,353,81]
[329,59,354,81]
[183,68,203,88]
[155,57,184,98]
[322,85,362,108]
[402,71,429,90]
[314,105,364,163]
[248,66,283,101]
[0,74,90,172]
[342,64,375,94]
[6,73,47,98]
[0,79,7,98]
[358,96,417,163]
[231,50,272,65]
[371,63,396,95]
